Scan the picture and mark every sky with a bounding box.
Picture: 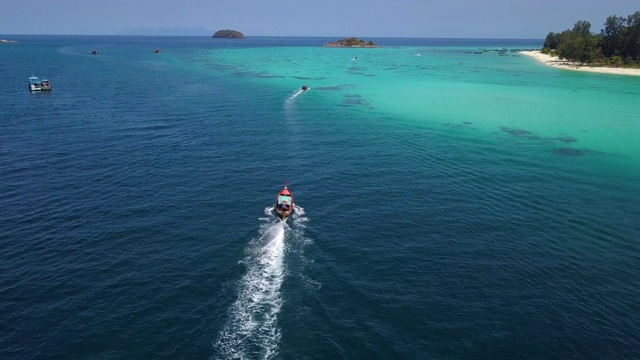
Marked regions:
[1,0,638,38]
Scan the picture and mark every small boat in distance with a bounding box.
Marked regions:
[275,181,294,221]
[301,83,309,91]
[40,79,51,90]
[153,49,160,53]
[90,50,98,55]
[28,76,52,91]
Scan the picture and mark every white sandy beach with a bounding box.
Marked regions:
[520,51,640,76]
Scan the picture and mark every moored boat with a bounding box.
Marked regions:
[40,79,52,91]
[28,76,52,91]
[275,181,294,221]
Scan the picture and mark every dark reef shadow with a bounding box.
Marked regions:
[553,148,584,156]
[443,121,477,129]
[556,136,577,144]
[314,84,356,91]
[292,76,327,81]
[499,126,600,158]
[341,93,371,108]
[500,126,542,141]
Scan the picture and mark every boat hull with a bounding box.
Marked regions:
[29,85,51,91]
[275,206,294,221]
[275,182,294,221]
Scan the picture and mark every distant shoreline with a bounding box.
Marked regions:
[520,51,640,77]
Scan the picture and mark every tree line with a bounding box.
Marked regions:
[542,11,640,66]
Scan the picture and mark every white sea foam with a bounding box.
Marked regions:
[214,203,314,359]
[285,88,305,106]
[259,206,275,221]
[284,89,301,120]
[214,220,286,359]
[291,205,308,230]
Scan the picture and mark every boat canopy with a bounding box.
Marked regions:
[278,195,292,204]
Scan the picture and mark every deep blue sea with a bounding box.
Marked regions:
[1,35,639,359]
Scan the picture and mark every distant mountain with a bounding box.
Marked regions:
[115,27,211,36]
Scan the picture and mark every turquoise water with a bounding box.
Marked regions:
[204,40,640,175]
[1,36,639,359]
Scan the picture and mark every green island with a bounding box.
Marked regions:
[323,37,380,48]
[212,29,245,39]
[542,10,640,68]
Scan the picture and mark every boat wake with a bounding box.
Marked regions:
[284,88,306,122]
[214,205,311,359]
[214,215,288,359]
[286,88,305,102]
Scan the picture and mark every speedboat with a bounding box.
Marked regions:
[301,84,309,91]
[28,76,51,91]
[275,181,294,221]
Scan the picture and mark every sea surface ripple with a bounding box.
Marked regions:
[1,36,639,360]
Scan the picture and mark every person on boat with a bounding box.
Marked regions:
[280,201,289,211]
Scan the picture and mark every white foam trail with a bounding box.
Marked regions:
[284,89,303,117]
[214,221,286,359]
[291,205,307,227]
[286,89,304,103]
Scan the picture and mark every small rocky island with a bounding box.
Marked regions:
[323,37,380,48]
[212,30,245,39]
